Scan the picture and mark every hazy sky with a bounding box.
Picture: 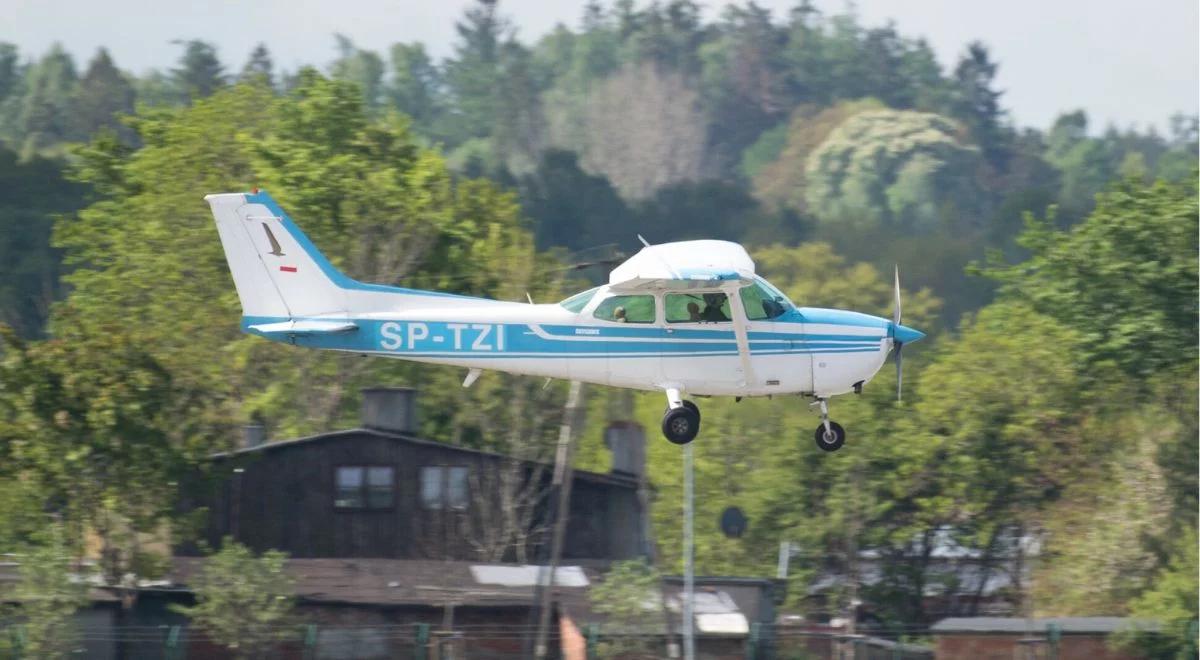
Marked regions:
[7,0,1198,133]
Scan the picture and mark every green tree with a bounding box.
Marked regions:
[1119,526,1200,658]
[238,43,274,87]
[443,0,508,142]
[171,40,226,103]
[70,48,135,141]
[2,524,91,658]
[0,319,194,589]
[589,558,665,659]
[0,146,86,337]
[17,44,78,154]
[949,42,1011,168]
[984,175,1198,377]
[176,538,295,658]
[388,42,441,133]
[329,35,385,112]
[805,108,988,232]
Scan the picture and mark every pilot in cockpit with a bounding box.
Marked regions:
[700,293,730,322]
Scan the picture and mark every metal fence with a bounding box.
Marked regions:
[1,622,936,660]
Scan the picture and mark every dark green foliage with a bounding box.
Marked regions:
[17,44,79,154]
[71,48,135,141]
[520,149,633,251]
[0,147,86,337]
[949,42,1011,168]
[171,40,226,103]
[329,35,385,112]
[239,43,274,87]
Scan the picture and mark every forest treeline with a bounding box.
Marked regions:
[0,0,1195,653]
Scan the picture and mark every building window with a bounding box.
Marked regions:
[335,466,394,510]
[420,466,469,510]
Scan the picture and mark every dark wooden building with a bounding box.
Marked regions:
[180,388,646,562]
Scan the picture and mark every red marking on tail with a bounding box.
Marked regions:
[279,266,297,272]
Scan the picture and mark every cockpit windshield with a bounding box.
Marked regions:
[559,287,600,313]
[740,278,795,320]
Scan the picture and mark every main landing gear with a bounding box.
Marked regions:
[661,389,700,445]
[813,398,845,452]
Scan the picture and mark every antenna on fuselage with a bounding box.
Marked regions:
[637,234,652,247]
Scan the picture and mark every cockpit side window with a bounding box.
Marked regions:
[593,295,655,323]
[559,287,599,313]
[739,280,792,320]
[666,292,731,323]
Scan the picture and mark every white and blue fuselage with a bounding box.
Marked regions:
[207,191,924,404]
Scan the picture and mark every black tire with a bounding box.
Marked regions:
[663,400,702,422]
[681,400,700,421]
[662,406,701,445]
[814,421,846,452]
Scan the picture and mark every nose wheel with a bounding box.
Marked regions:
[812,398,845,452]
[661,391,701,445]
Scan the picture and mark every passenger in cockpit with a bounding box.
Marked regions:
[700,293,730,322]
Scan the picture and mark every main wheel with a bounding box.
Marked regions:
[814,421,846,452]
[662,406,701,445]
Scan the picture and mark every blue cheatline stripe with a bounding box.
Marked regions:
[243,191,480,300]
[240,316,884,357]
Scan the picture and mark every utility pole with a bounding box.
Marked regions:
[682,442,696,660]
[533,380,584,659]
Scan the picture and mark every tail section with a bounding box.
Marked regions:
[205,190,350,319]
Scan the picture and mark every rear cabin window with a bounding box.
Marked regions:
[593,295,655,323]
[665,292,731,323]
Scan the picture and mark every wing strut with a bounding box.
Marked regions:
[724,284,756,388]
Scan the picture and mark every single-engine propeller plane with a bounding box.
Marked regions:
[206,190,924,451]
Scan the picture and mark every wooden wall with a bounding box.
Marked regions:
[186,432,642,561]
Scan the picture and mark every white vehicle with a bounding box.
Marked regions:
[206,190,924,451]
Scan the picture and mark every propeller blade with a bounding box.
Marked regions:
[893,265,902,327]
[895,342,903,402]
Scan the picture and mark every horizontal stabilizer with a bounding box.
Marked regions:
[248,319,359,335]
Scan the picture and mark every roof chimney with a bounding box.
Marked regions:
[361,387,418,434]
[604,421,645,477]
[242,424,266,448]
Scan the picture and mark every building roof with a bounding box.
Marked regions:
[170,556,599,609]
[211,427,639,489]
[931,617,1161,634]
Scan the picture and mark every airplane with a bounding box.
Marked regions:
[206,190,925,451]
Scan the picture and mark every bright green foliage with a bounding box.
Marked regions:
[753,242,941,332]
[984,175,1198,378]
[751,99,884,212]
[1,524,91,658]
[57,71,560,445]
[176,538,295,658]
[589,558,665,657]
[805,108,987,232]
[1119,527,1200,658]
[0,319,192,583]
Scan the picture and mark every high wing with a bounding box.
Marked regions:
[609,239,757,386]
[607,239,755,292]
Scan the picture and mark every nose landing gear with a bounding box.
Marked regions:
[813,398,845,452]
